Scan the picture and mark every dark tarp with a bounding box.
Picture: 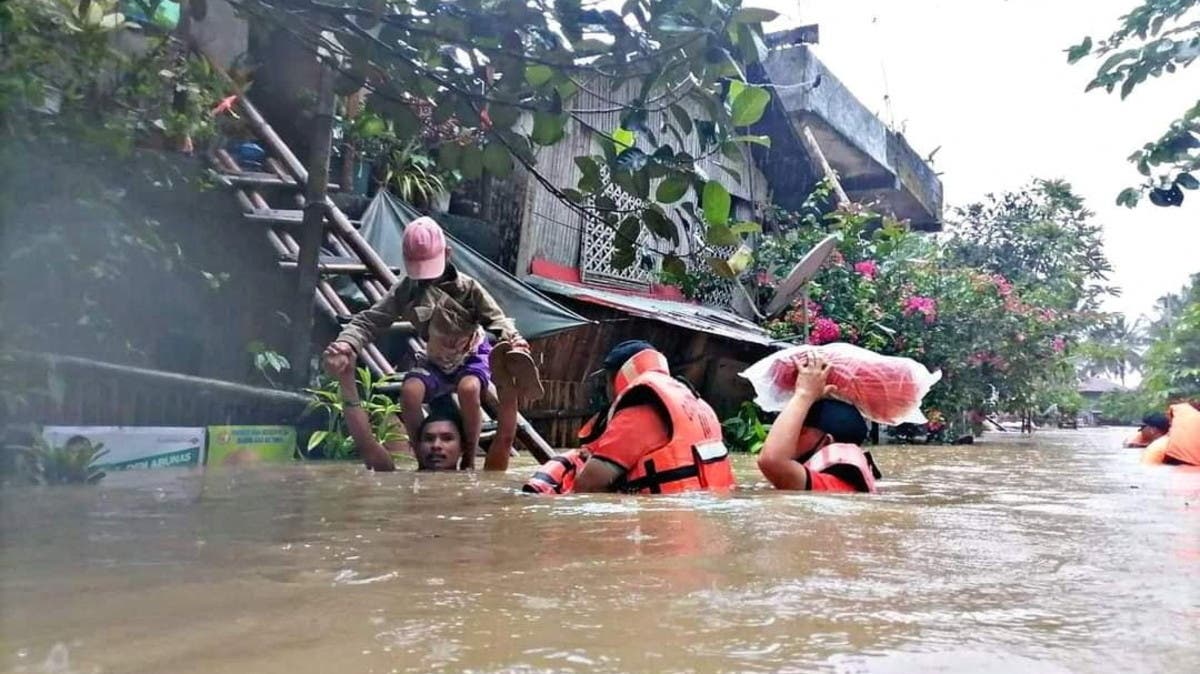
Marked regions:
[333,191,591,340]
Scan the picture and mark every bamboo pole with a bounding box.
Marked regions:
[800,126,850,205]
[290,68,336,387]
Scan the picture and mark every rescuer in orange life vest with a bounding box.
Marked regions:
[536,340,736,494]
[757,351,883,493]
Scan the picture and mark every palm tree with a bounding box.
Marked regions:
[1079,315,1145,386]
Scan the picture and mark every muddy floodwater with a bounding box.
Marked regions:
[2,427,1198,674]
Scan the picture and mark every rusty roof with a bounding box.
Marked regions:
[525,276,778,348]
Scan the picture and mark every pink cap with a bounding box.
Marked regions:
[402,217,447,280]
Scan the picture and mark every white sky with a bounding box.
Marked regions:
[764,0,1200,321]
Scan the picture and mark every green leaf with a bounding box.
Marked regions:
[611,245,636,270]
[1066,36,1093,64]
[576,156,601,193]
[616,147,649,172]
[732,134,771,148]
[702,180,731,225]
[730,221,762,235]
[489,103,520,129]
[1176,173,1200,190]
[307,430,329,452]
[669,103,694,135]
[730,85,770,126]
[727,244,753,274]
[707,256,735,278]
[1120,75,1138,100]
[612,127,636,153]
[391,106,421,138]
[483,142,513,177]
[721,140,743,161]
[531,112,567,145]
[460,144,483,179]
[525,64,554,87]
[733,7,780,23]
[358,116,387,138]
[643,207,678,243]
[662,254,687,279]
[736,23,769,65]
[706,223,738,246]
[656,174,689,203]
[438,142,461,171]
[617,216,640,246]
[727,80,746,106]
[634,170,651,200]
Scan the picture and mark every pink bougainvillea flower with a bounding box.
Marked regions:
[853,260,878,280]
[902,295,938,324]
[1052,336,1066,353]
[808,317,842,345]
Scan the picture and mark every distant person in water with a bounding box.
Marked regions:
[1141,402,1200,467]
[561,340,735,494]
[757,352,882,493]
[333,364,468,471]
[1125,412,1170,448]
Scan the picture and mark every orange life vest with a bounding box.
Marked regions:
[1164,403,1200,466]
[802,443,878,493]
[522,449,589,494]
[599,355,735,495]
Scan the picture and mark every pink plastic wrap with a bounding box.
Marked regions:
[741,342,941,425]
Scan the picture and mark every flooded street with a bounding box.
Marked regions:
[2,427,1198,674]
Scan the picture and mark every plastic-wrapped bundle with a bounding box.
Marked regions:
[741,342,942,425]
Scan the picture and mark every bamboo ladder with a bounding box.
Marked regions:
[210,96,555,463]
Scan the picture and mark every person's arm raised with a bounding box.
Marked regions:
[338,370,396,472]
[757,354,836,490]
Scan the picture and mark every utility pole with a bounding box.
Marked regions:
[290,67,336,387]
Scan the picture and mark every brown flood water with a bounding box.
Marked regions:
[2,427,1199,674]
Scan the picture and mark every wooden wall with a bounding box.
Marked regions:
[513,80,771,278]
[526,300,768,447]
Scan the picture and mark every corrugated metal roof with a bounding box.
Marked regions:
[1078,377,1125,395]
[526,276,778,348]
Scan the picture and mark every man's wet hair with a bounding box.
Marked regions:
[418,395,466,442]
[803,399,869,444]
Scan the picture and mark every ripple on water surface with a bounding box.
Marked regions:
[1,428,1198,674]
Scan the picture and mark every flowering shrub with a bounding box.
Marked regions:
[740,179,1113,432]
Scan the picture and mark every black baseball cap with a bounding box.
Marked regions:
[1141,412,1170,434]
[602,340,657,372]
[804,399,869,444]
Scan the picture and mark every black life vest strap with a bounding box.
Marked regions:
[620,458,700,494]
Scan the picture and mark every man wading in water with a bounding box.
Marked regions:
[322,217,541,470]
[531,340,736,494]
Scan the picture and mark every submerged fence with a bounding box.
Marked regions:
[6,351,310,428]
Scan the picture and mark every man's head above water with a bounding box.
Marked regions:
[414,400,466,471]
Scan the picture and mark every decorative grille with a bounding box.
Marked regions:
[580,169,674,290]
[579,170,736,310]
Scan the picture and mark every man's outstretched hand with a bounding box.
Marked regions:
[323,341,356,378]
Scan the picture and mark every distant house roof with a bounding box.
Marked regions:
[1078,377,1125,395]
[525,276,778,348]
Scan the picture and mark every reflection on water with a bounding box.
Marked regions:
[2,428,1198,674]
